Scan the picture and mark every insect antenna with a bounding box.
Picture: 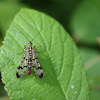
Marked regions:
[12,25,30,42]
[31,24,48,42]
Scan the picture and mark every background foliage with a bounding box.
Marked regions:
[0,0,100,100]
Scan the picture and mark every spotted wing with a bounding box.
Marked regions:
[32,49,43,78]
[16,50,28,78]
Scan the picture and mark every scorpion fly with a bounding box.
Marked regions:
[13,25,47,78]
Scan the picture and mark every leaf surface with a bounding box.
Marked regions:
[0,1,25,35]
[79,47,100,100]
[0,8,89,100]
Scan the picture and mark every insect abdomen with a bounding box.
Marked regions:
[28,46,33,75]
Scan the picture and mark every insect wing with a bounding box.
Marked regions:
[32,50,43,78]
[16,50,28,78]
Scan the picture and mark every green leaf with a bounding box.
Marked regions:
[0,8,89,100]
[0,1,26,35]
[0,37,3,47]
[0,75,6,96]
[0,96,9,100]
[79,47,100,79]
[90,89,100,100]
[79,47,100,65]
[79,47,100,100]
[97,37,100,46]
[70,0,100,45]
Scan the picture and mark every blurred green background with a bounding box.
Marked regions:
[0,0,100,100]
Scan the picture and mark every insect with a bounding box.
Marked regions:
[13,25,47,78]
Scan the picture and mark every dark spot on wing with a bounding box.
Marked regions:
[16,73,20,78]
[39,73,43,78]
[33,66,36,68]
[18,66,23,69]
[35,57,38,59]
[37,67,42,69]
